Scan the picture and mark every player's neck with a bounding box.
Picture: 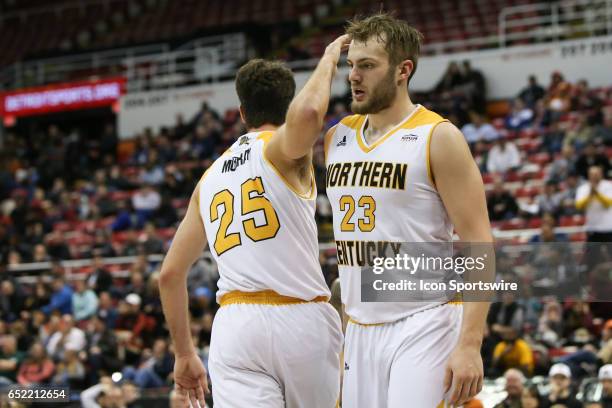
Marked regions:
[366,92,416,136]
[248,124,278,132]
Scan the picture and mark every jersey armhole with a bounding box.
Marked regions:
[426,119,450,189]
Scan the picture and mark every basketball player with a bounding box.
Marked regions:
[323,14,494,407]
[159,37,350,407]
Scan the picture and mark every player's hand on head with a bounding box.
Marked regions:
[444,345,484,406]
[323,34,351,63]
[173,352,210,407]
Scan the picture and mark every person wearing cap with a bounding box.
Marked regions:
[600,364,612,407]
[547,363,581,408]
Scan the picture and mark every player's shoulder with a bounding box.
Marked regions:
[408,106,446,128]
[338,114,366,130]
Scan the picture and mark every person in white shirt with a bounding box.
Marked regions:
[487,137,522,175]
[132,184,161,228]
[46,314,87,361]
[462,110,500,144]
[576,165,612,240]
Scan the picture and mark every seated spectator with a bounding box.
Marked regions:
[139,222,164,254]
[96,292,118,330]
[492,328,534,376]
[462,111,499,144]
[87,255,114,295]
[519,75,545,108]
[547,363,581,408]
[542,121,565,153]
[537,300,564,344]
[86,315,121,378]
[558,173,580,216]
[52,349,85,388]
[505,99,534,130]
[115,294,156,363]
[139,155,165,186]
[486,137,521,175]
[494,368,525,408]
[16,342,54,386]
[576,143,610,179]
[600,364,612,407]
[41,276,74,316]
[132,184,161,228]
[123,339,173,389]
[546,71,571,115]
[72,279,99,322]
[46,315,86,362]
[0,335,24,387]
[564,112,596,150]
[0,280,25,322]
[487,180,520,221]
[92,230,116,258]
[536,180,562,216]
[520,384,545,408]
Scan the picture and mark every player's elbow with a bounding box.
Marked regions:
[159,265,183,287]
[287,104,324,131]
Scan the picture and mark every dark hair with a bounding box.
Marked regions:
[235,59,296,128]
[346,12,423,82]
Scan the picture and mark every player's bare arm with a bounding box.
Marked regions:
[159,183,209,407]
[430,121,494,406]
[265,34,350,190]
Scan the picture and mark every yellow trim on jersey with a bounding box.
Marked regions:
[401,107,444,129]
[347,317,384,327]
[339,114,365,130]
[355,105,423,153]
[436,400,446,408]
[219,290,329,306]
[426,120,450,188]
[258,131,316,200]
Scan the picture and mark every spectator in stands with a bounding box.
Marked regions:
[0,280,25,322]
[41,276,73,315]
[542,120,565,154]
[575,143,610,180]
[461,60,486,113]
[548,145,577,183]
[45,231,71,260]
[132,184,161,228]
[139,222,164,254]
[487,180,520,221]
[489,291,524,338]
[536,180,562,216]
[505,98,534,130]
[520,384,545,408]
[0,335,24,387]
[155,194,179,228]
[100,123,118,160]
[487,136,521,175]
[139,154,165,186]
[547,363,581,408]
[123,339,173,389]
[107,165,134,191]
[576,165,612,242]
[46,315,86,362]
[494,368,525,408]
[462,111,499,144]
[86,315,121,381]
[537,300,564,345]
[572,79,604,126]
[121,271,146,300]
[95,292,118,330]
[16,342,54,387]
[600,364,612,407]
[115,294,156,363]
[434,61,464,95]
[492,328,534,376]
[111,199,133,232]
[519,75,546,109]
[565,112,597,150]
[52,349,85,388]
[88,255,113,295]
[72,279,99,322]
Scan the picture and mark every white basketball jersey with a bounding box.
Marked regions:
[325,105,454,324]
[199,131,330,303]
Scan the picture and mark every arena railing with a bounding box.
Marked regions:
[5,226,586,279]
[498,0,612,47]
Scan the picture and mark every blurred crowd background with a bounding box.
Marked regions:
[0,0,611,406]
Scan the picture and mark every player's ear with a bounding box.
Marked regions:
[239,105,246,124]
[398,59,414,83]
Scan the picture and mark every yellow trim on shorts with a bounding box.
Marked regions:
[347,317,385,327]
[219,290,329,306]
[348,298,463,326]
